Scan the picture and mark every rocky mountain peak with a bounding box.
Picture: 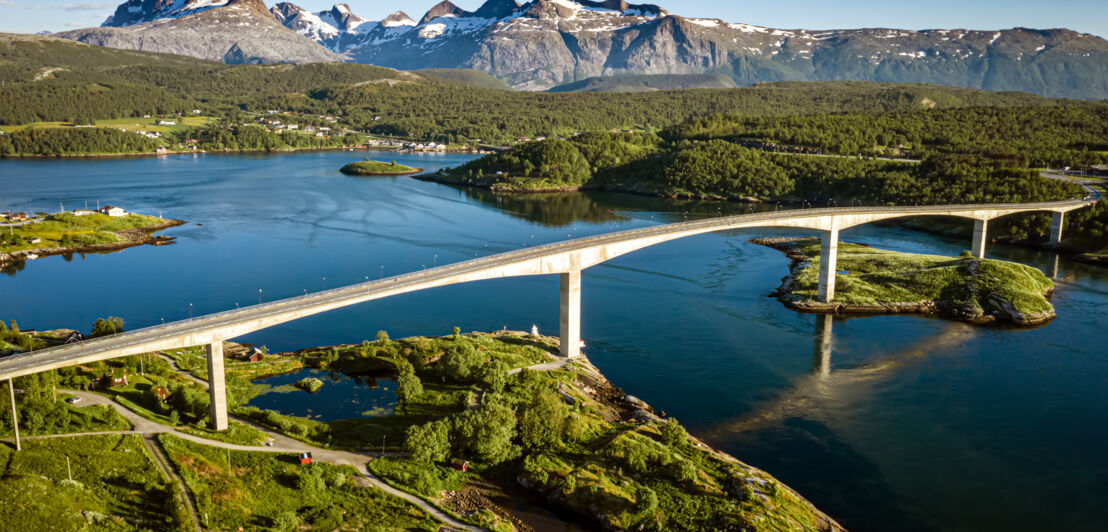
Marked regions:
[473,0,521,19]
[420,1,467,25]
[382,11,417,27]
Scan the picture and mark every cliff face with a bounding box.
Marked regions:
[61,0,341,64]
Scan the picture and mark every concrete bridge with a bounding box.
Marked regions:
[1,196,1096,449]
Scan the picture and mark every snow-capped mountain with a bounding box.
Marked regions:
[270,2,414,52]
[61,0,340,64]
[103,0,233,27]
[59,0,1108,98]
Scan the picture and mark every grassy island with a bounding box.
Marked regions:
[0,210,183,267]
[758,238,1056,326]
[340,159,422,176]
[295,377,324,393]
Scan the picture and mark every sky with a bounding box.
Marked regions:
[0,0,1104,38]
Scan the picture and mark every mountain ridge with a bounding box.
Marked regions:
[53,0,1108,98]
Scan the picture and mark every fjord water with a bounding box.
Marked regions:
[2,152,1106,531]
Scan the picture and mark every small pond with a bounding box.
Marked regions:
[247,368,397,421]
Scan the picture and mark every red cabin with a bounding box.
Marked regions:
[451,459,469,472]
[299,452,312,465]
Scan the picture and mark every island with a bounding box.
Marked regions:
[756,237,1057,326]
[294,377,324,393]
[0,208,184,268]
[340,159,422,176]
[2,326,843,531]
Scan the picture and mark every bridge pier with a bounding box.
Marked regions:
[7,378,19,451]
[1050,212,1065,245]
[559,271,582,358]
[817,227,839,303]
[971,219,989,258]
[205,342,229,431]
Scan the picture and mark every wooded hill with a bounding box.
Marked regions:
[0,34,1088,146]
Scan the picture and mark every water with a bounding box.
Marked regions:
[2,151,1107,531]
[246,368,397,421]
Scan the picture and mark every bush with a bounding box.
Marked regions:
[660,418,688,448]
[439,343,484,381]
[405,420,451,464]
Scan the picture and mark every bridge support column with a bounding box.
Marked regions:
[7,378,19,452]
[817,227,839,303]
[560,271,582,358]
[205,342,228,431]
[1050,212,1065,245]
[971,219,989,258]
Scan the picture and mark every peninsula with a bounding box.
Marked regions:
[0,208,184,268]
[757,237,1057,326]
[0,327,843,531]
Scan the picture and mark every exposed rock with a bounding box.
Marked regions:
[61,0,341,64]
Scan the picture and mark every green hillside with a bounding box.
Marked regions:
[415,68,514,90]
[548,74,739,93]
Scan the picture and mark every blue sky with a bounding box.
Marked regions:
[0,0,1104,38]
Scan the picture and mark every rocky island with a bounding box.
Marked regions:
[341,160,422,176]
[757,237,1057,326]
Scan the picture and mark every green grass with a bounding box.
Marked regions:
[784,241,1054,316]
[0,116,212,134]
[341,160,421,176]
[1,212,170,253]
[0,434,183,530]
[0,394,132,437]
[157,434,441,531]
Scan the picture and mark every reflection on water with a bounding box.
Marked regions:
[701,315,978,438]
[247,368,397,422]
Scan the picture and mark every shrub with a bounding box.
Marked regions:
[440,343,484,381]
[660,418,688,448]
[405,420,451,464]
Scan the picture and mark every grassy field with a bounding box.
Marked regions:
[341,159,421,176]
[0,434,184,530]
[157,434,441,531]
[0,116,213,134]
[781,241,1055,317]
[1,212,171,253]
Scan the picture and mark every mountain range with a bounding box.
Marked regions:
[54,0,1108,98]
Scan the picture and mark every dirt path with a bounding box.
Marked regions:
[141,434,203,532]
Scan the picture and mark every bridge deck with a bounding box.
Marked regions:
[0,197,1096,381]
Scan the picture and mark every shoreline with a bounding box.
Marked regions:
[754,237,1057,327]
[0,219,187,268]
[1,145,485,161]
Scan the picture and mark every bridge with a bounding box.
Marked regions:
[2,196,1097,449]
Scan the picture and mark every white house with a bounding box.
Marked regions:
[156,120,177,126]
[100,205,126,217]
[72,210,95,216]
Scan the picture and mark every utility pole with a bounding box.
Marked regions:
[8,378,19,452]
[66,456,73,482]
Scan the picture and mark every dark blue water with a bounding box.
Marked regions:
[2,151,1107,531]
[246,368,396,421]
